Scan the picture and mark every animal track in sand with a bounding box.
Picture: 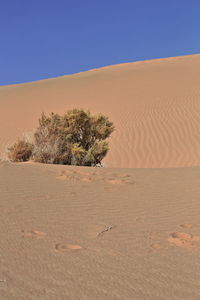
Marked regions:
[149,225,200,252]
[56,169,134,185]
[80,177,92,182]
[55,243,82,252]
[22,230,46,239]
[56,174,67,180]
[167,232,200,250]
[180,223,193,229]
[107,179,125,185]
[105,173,134,185]
[150,243,163,251]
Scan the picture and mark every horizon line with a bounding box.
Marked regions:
[1,52,200,88]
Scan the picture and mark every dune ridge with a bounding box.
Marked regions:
[1,54,200,167]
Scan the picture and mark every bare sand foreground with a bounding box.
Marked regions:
[1,162,200,299]
[1,55,200,299]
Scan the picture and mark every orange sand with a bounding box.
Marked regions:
[1,54,200,167]
[1,55,200,299]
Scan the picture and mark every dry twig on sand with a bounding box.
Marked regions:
[96,225,115,237]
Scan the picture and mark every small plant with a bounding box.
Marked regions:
[8,109,114,166]
[8,139,34,162]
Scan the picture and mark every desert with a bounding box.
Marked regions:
[1,54,200,299]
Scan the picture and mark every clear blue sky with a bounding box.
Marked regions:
[1,0,200,85]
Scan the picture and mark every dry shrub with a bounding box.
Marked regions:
[33,109,114,166]
[8,109,114,166]
[8,139,34,162]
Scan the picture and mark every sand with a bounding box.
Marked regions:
[1,54,200,167]
[1,54,200,299]
[1,162,200,299]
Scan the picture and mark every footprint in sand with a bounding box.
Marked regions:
[56,170,134,185]
[22,230,46,239]
[167,232,200,249]
[55,243,82,252]
[150,243,163,251]
[106,177,134,185]
[107,175,135,185]
[56,174,67,180]
[56,170,68,180]
[180,223,193,229]
[80,177,92,183]
[107,173,134,185]
[56,170,79,181]
[107,179,124,185]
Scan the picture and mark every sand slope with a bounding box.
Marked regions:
[1,55,200,299]
[1,54,200,167]
[1,162,200,299]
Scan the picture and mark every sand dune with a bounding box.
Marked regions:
[1,55,200,299]
[1,162,200,299]
[1,54,200,167]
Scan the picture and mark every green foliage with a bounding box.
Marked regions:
[32,109,114,166]
[8,139,34,162]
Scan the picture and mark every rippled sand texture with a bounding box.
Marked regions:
[1,162,200,299]
[1,55,200,299]
[1,54,200,167]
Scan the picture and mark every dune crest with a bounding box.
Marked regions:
[1,54,200,168]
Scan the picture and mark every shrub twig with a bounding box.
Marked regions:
[96,225,115,237]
